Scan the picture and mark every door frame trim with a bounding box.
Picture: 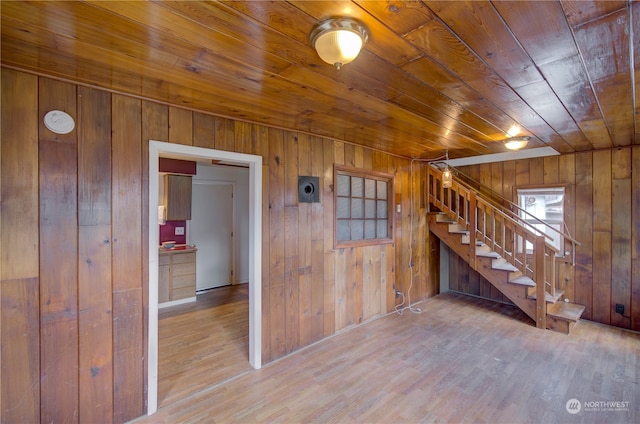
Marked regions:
[147,141,262,415]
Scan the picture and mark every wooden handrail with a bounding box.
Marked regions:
[439,163,581,248]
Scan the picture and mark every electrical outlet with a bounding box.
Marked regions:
[395,290,401,298]
[175,226,185,236]
[615,304,624,315]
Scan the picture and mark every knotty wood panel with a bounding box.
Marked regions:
[168,107,192,146]
[112,288,144,422]
[611,175,631,328]
[0,69,40,424]
[322,138,336,338]
[77,86,113,423]
[574,152,594,319]
[558,154,576,300]
[268,128,286,361]
[310,136,325,342]
[78,226,114,423]
[611,148,631,327]
[112,95,144,421]
[141,99,168,397]
[1,278,40,423]
[284,205,300,353]
[38,78,79,424]
[354,247,364,325]
[297,134,313,347]
[632,147,640,330]
[233,121,251,154]
[592,150,612,323]
[214,117,235,152]
[261,162,272,363]
[192,112,216,150]
[282,136,299,353]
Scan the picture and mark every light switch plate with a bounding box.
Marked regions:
[175,226,185,235]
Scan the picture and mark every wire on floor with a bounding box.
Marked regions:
[394,158,424,316]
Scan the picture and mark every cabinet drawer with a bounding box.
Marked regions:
[159,254,171,266]
[173,261,195,277]
[172,273,195,289]
[172,252,195,264]
[172,285,195,300]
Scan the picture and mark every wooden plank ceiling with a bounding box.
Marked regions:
[1,0,638,159]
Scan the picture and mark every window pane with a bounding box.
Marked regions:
[337,220,350,241]
[351,198,363,218]
[334,168,393,246]
[337,174,350,196]
[365,199,376,218]
[364,220,376,239]
[377,181,387,199]
[337,197,350,218]
[365,179,376,198]
[352,177,363,197]
[518,187,564,253]
[377,220,388,238]
[377,200,387,218]
[351,220,364,240]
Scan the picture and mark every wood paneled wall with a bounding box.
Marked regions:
[446,151,640,332]
[0,69,435,423]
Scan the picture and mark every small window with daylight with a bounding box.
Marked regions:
[517,187,565,252]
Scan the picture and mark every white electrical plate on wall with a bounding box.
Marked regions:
[175,226,185,235]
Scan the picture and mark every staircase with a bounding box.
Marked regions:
[427,164,585,334]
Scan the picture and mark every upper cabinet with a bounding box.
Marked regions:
[164,174,192,220]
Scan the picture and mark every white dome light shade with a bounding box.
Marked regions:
[504,136,530,151]
[310,18,368,70]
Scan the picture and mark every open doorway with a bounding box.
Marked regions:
[191,181,235,291]
[147,141,262,415]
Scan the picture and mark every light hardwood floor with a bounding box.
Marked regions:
[142,291,639,423]
[158,284,252,407]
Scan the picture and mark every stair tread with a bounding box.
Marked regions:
[509,275,535,287]
[492,259,519,272]
[528,289,565,303]
[448,224,467,234]
[434,213,456,224]
[547,302,585,322]
[476,246,501,258]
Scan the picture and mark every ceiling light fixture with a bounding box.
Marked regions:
[310,18,368,70]
[503,136,530,151]
[442,150,452,188]
[507,125,521,137]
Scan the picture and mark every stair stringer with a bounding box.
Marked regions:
[473,256,537,323]
[429,213,537,324]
